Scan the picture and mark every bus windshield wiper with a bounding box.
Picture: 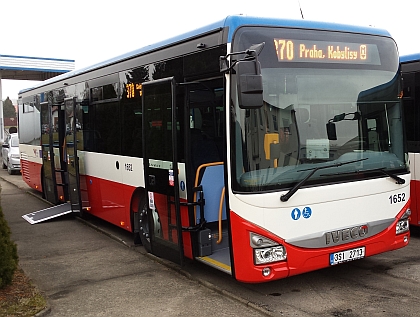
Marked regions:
[280,158,368,202]
[320,167,405,185]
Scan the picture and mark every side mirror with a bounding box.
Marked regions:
[236,43,265,109]
[326,122,337,140]
[220,43,265,109]
[237,59,263,109]
[327,111,361,139]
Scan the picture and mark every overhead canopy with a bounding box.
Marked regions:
[0,54,75,81]
[0,54,75,142]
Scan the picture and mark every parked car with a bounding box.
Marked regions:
[2,133,21,174]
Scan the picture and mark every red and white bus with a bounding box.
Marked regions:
[401,53,420,226]
[18,15,410,283]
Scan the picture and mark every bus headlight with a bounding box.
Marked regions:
[254,246,287,264]
[396,218,409,234]
[250,232,287,265]
[396,208,410,235]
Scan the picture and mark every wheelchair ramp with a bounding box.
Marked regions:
[22,203,72,224]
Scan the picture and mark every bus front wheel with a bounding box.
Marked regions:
[138,198,162,253]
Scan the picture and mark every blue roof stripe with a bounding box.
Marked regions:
[0,54,75,63]
[19,15,392,95]
[400,53,420,63]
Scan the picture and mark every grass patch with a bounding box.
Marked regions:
[0,268,47,316]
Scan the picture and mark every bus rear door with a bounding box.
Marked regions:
[22,98,82,224]
[40,101,59,205]
[142,77,184,265]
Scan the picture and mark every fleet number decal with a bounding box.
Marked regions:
[389,193,405,204]
[125,163,133,171]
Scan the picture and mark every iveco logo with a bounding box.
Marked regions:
[325,225,368,245]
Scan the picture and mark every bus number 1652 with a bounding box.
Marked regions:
[389,193,405,204]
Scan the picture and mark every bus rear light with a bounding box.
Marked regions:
[250,232,287,264]
[396,208,410,235]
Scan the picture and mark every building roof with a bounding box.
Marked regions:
[0,54,75,81]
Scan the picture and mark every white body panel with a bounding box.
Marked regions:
[19,144,42,164]
[409,152,419,181]
[229,174,410,241]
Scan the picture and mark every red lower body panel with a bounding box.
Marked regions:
[20,159,42,192]
[230,206,410,283]
[83,175,132,231]
[81,178,194,258]
[20,161,194,257]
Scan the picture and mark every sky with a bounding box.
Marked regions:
[1,0,419,102]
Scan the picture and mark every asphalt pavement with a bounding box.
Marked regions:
[0,171,267,317]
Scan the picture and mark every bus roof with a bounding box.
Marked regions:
[400,53,420,63]
[19,15,392,95]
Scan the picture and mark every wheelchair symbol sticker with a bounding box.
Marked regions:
[291,207,312,220]
[302,207,312,219]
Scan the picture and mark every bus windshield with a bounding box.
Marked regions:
[231,27,408,192]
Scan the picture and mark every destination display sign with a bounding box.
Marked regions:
[273,39,380,65]
[125,82,142,99]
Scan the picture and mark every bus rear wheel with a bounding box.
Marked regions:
[138,199,152,252]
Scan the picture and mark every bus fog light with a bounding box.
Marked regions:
[254,245,286,264]
[262,267,271,277]
[396,218,409,234]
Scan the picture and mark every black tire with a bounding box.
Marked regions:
[138,198,152,252]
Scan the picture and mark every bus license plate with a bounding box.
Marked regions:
[330,247,365,265]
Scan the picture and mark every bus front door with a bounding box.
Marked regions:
[142,77,184,265]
